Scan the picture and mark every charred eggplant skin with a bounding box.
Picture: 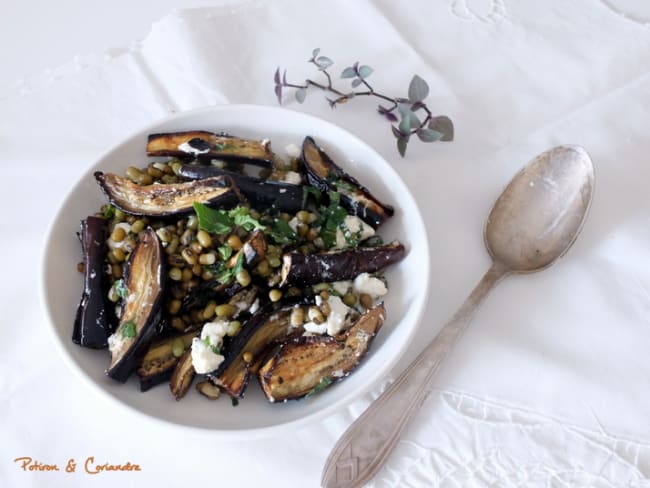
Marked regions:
[301,136,394,228]
[106,228,166,382]
[137,331,196,392]
[280,241,406,287]
[210,296,316,398]
[146,131,273,166]
[73,216,113,348]
[258,303,386,402]
[94,172,242,217]
[178,165,311,213]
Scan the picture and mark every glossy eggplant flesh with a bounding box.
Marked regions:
[73,216,113,348]
[178,164,310,213]
[95,172,241,217]
[301,136,394,228]
[209,296,316,398]
[137,331,196,391]
[280,241,406,287]
[106,228,165,382]
[146,131,273,166]
[259,303,386,402]
[170,350,195,400]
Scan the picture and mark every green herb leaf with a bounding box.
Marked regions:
[193,202,233,235]
[231,397,240,407]
[121,320,137,339]
[302,186,322,207]
[397,136,408,157]
[204,336,221,355]
[316,56,334,70]
[113,278,128,299]
[103,205,115,219]
[218,245,233,261]
[306,377,333,397]
[269,218,297,245]
[230,207,265,231]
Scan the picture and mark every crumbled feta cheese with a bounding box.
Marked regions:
[304,322,328,334]
[249,298,260,315]
[281,171,302,185]
[343,215,375,241]
[191,320,229,374]
[179,141,210,155]
[288,216,300,232]
[324,295,351,336]
[331,281,352,296]
[334,227,347,249]
[353,273,388,298]
[285,143,301,158]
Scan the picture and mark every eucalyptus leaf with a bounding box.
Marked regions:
[398,115,411,134]
[397,136,408,157]
[274,67,281,84]
[391,125,404,139]
[316,56,334,70]
[312,48,321,59]
[408,74,429,102]
[274,84,282,104]
[416,127,443,142]
[341,67,356,79]
[295,88,307,103]
[358,65,374,79]
[351,78,362,88]
[428,115,454,141]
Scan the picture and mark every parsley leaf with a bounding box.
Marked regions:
[230,207,266,231]
[121,320,137,339]
[302,186,322,208]
[218,245,233,261]
[204,336,221,355]
[268,218,297,245]
[113,279,128,299]
[103,205,116,219]
[193,202,233,234]
[231,251,245,275]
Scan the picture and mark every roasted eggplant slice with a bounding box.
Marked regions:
[170,350,195,400]
[73,216,112,348]
[178,164,310,213]
[302,136,394,228]
[106,228,165,382]
[229,230,267,268]
[210,296,315,397]
[137,331,196,391]
[95,172,241,217]
[146,131,273,166]
[279,241,406,287]
[259,303,386,402]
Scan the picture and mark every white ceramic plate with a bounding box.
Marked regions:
[42,105,429,438]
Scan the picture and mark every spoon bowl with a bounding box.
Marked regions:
[322,145,595,488]
[486,145,594,273]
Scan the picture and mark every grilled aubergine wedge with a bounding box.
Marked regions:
[258,303,386,402]
[106,228,165,382]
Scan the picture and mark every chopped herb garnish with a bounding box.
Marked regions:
[269,218,297,245]
[231,397,239,407]
[218,245,233,261]
[113,278,128,299]
[230,207,266,232]
[103,204,115,219]
[302,185,322,208]
[306,377,333,397]
[121,320,137,339]
[333,178,357,193]
[213,142,238,152]
[318,192,348,248]
[204,336,221,355]
[193,203,265,234]
[193,202,233,234]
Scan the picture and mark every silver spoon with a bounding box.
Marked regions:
[322,145,595,488]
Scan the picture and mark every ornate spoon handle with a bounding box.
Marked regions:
[321,263,507,488]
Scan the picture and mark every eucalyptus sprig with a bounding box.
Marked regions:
[274,48,453,157]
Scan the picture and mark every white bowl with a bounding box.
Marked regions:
[42,104,429,438]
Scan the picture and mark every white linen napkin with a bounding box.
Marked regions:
[2,1,650,486]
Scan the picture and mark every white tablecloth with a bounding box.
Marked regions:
[2,1,650,486]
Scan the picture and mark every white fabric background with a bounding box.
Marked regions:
[2,1,650,486]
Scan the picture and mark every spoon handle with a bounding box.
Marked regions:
[321,263,508,488]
